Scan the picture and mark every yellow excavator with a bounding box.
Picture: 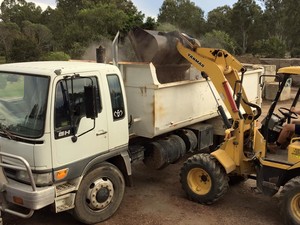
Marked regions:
[177,33,300,225]
[129,28,300,225]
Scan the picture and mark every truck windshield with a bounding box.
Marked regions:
[0,72,49,138]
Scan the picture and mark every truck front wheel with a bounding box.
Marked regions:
[73,162,125,224]
[279,176,300,225]
[180,153,228,205]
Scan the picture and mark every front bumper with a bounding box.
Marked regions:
[4,178,55,210]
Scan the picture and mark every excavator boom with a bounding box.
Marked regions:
[176,40,256,123]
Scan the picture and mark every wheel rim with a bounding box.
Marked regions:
[187,168,212,195]
[86,178,114,210]
[291,193,300,221]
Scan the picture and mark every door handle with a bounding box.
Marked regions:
[96,130,107,136]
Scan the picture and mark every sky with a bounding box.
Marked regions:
[0,0,264,18]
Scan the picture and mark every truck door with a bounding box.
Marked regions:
[51,72,108,169]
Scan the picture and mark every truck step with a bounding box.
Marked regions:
[56,203,74,213]
[55,193,75,213]
[56,182,77,196]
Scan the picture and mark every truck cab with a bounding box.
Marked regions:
[0,61,131,224]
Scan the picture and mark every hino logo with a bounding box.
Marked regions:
[188,53,204,67]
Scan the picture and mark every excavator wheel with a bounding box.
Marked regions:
[180,153,229,205]
[279,176,300,225]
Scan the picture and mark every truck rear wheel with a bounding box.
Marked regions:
[73,162,125,224]
[279,176,300,225]
[180,153,228,204]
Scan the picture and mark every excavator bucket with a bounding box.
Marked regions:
[128,27,197,83]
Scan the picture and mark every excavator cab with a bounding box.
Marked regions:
[261,70,300,144]
[260,68,300,159]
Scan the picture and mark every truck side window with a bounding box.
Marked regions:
[107,74,125,120]
[55,81,71,129]
[54,77,101,130]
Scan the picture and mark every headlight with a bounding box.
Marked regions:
[15,170,53,186]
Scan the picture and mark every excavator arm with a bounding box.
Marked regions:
[176,40,257,126]
[128,27,260,128]
[128,28,262,173]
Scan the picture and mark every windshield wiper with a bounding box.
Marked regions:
[0,126,15,140]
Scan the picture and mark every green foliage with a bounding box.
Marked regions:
[54,0,145,58]
[22,20,53,52]
[68,42,87,59]
[291,48,300,58]
[230,0,263,54]
[9,37,41,62]
[206,6,232,34]
[141,17,158,30]
[78,4,128,39]
[157,0,205,36]
[41,51,70,61]
[253,37,286,58]
[201,30,237,54]
[0,0,42,26]
[0,22,21,59]
[4,0,300,60]
[40,7,65,50]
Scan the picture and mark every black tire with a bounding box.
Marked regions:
[73,162,125,224]
[279,176,300,225]
[180,153,229,205]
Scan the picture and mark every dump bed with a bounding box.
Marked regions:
[120,62,263,138]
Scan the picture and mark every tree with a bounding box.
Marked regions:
[56,0,84,20]
[40,7,65,50]
[201,30,237,54]
[22,21,53,52]
[157,0,205,36]
[0,22,21,59]
[0,0,42,26]
[78,4,128,40]
[252,36,286,57]
[54,0,145,58]
[230,0,263,54]
[206,6,232,35]
[56,0,144,32]
[259,0,300,54]
[41,51,70,61]
[279,0,300,51]
[260,0,286,41]
[141,17,158,30]
[9,37,41,62]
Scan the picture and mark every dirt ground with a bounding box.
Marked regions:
[2,94,295,225]
[2,160,283,225]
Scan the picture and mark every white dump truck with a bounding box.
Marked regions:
[0,29,263,224]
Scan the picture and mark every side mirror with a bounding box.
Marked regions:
[84,85,98,119]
